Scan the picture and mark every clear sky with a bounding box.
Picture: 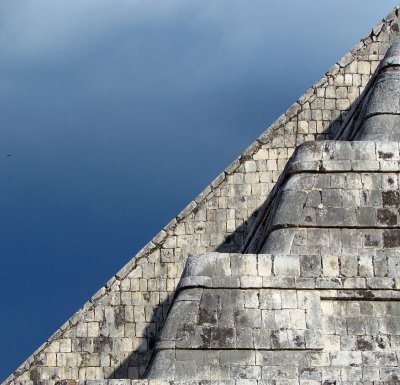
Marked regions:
[0,0,398,381]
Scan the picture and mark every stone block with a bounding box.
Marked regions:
[231,254,258,276]
[231,366,261,380]
[234,309,262,328]
[322,255,340,277]
[258,254,273,276]
[219,351,255,366]
[236,327,254,349]
[367,277,394,289]
[331,351,362,366]
[274,255,300,277]
[300,255,322,278]
[281,290,298,308]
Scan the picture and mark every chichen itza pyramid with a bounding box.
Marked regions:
[5,4,400,385]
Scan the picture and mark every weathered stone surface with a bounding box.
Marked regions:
[145,38,400,382]
[5,5,400,385]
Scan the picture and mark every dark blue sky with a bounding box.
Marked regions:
[0,1,398,381]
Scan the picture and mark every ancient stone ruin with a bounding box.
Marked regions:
[4,4,400,385]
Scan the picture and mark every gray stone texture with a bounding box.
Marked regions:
[4,5,400,385]
[146,247,400,380]
[145,36,400,382]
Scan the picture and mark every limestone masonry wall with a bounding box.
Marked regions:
[4,5,400,385]
[146,252,400,381]
[13,381,400,385]
[244,140,400,255]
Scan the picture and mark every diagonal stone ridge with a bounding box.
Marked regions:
[4,5,400,385]
[145,41,400,382]
[340,42,400,141]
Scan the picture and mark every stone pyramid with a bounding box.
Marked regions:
[4,4,400,385]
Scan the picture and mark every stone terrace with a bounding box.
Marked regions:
[4,5,400,385]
